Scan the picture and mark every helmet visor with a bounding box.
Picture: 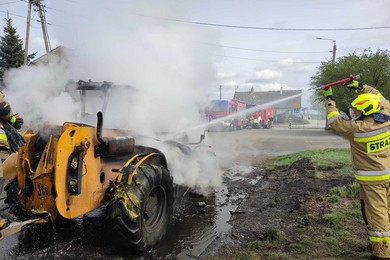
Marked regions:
[349,107,362,120]
[340,111,351,121]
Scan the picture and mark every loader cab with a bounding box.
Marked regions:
[66,80,134,125]
[77,80,112,124]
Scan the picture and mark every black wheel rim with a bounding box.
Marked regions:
[143,186,166,230]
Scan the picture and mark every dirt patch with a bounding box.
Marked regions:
[201,157,356,258]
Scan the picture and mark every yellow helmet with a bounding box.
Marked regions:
[350,93,382,116]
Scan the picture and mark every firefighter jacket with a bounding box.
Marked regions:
[326,85,390,185]
[0,91,14,151]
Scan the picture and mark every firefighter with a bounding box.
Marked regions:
[323,80,390,260]
[0,91,23,230]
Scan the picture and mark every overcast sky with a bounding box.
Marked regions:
[1,0,390,107]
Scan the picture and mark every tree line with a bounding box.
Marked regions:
[310,49,390,114]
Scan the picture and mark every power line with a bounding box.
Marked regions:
[0,1,23,6]
[0,9,58,26]
[204,43,330,54]
[133,13,390,31]
[0,10,25,19]
[214,54,321,64]
[190,21,390,31]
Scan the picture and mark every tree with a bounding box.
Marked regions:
[310,50,390,114]
[0,17,36,84]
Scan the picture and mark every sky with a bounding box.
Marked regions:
[0,0,389,191]
[1,1,390,103]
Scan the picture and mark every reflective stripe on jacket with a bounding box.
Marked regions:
[0,127,9,149]
[0,91,13,151]
[327,111,341,124]
[325,85,390,184]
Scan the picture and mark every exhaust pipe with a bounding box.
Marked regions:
[96,111,104,145]
[95,112,135,158]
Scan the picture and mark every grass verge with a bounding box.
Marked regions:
[215,148,370,260]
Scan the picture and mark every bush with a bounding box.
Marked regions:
[275,113,309,124]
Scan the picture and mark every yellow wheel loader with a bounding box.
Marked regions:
[0,80,197,251]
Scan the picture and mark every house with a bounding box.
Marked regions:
[233,87,302,119]
[30,45,69,65]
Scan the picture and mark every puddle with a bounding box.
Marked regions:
[152,163,261,259]
[214,182,246,234]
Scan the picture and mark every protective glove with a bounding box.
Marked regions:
[344,80,364,91]
[322,87,334,100]
[10,115,23,130]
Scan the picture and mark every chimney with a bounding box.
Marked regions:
[251,87,254,93]
[280,87,283,94]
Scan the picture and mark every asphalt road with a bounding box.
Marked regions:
[0,121,350,259]
[207,121,350,168]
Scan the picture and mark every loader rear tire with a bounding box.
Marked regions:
[105,164,174,251]
[4,178,29,221]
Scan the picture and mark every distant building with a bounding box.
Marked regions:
[30,45,69,65]
[233,87,302,117]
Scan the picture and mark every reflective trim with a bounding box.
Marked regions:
[327,111,341,124]
[356,168,390,176]
[353,127,390,153]
[0,133,6,141]
[366,135,390,153]
[354,126,390,140]
[369,236,390,243]
[354,171,390,182]
[327,111,340,119]
[9,115,16,124]
[368,230,390,237]
[328,116,341,124]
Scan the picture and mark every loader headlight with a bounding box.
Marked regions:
[70,157,78,170]
[67,150,83,195]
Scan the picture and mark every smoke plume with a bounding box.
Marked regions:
[3,1,225,192]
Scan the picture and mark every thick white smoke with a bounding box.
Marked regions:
[2,1,225,192]
[3,58,78,128]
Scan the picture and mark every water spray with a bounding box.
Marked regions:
[161,92,303,141]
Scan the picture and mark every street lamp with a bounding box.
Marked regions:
[316,37,336,64]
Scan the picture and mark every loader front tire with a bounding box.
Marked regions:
[4,178,29,221]
[106,164,174,251]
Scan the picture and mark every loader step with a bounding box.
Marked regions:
[0,219,40,240]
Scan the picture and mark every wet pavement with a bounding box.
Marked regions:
[0,124,349,259]
[0,165,256,260]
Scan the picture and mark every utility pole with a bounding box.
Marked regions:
[316,37,337,130]
[24,0,51,65]
[332,41,336,64]
[316,37,336,64]
[24,1,33,65]
[219,85,222,100]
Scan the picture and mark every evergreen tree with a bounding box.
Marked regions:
[0,17,25,83]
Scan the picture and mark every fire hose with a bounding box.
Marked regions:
[322,74,360,90]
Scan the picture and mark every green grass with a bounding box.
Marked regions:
[266,148,354,177]
[226,188,367,259]
[216,149,370,260]
[328,182,360,199]
[267,148,351,169]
